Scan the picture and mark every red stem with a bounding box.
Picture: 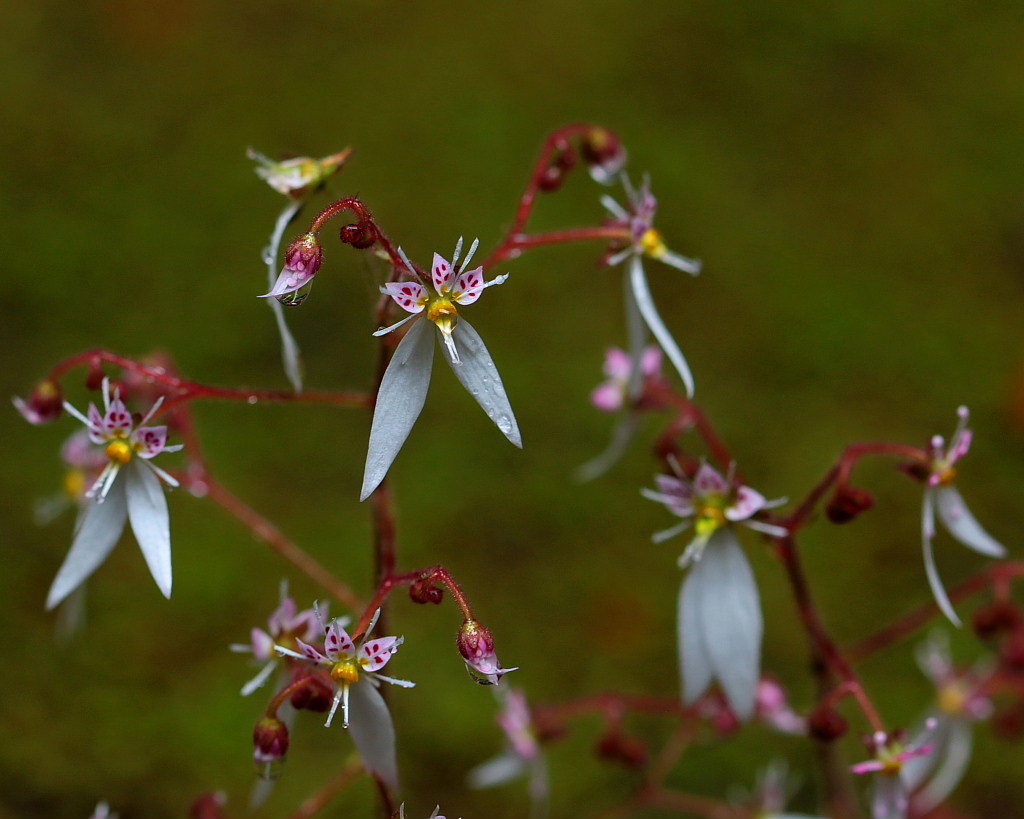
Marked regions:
[352,565,475,639]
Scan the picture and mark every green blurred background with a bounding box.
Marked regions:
[3,1,1024,817]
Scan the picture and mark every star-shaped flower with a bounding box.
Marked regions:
[275,608,413,790]
[230,581,321,696]
[248,147,351,199]
[46,379,182,609]
[644,461,786,720]
[602,175,701,397]
[852,722,937,819]
[921,406,1006,626]
[468,687,548,810]
[361,237,521,500]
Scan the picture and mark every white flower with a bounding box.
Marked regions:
[46,379,182,609]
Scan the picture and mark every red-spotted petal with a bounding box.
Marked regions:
[359,635,400,672]
[102,398,133,437]
[295,637,328,664]
[726,485,767,521]
[693,463,729,496]
[451,265,486,305]
[432,253,453,293]
[132,426,168,459]
[383,281,428,314]
[325,620,355,660]
[87,404,107,443]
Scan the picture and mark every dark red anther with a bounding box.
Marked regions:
[537,166,564,192]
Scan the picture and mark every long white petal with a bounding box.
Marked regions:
[126,459,173,598]
[623,270,647,399]
[696,529,763,720]
[265,200,305,391]
[440,320,522,448]
[679,566,713,705]
[46,478,128,610]
[361,319,435,501]
[922,489,961,627]
[467,751,526,789]
[347,678,400,791]
[575,414,640,482]
[629,255,695,397]
[935,486,1006,557]
[915,718,973,813]
[902,710,945,790]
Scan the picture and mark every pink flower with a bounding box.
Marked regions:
[921,407,1005,626]
[457,619,518,685]
[275,608,412,790]
[259,232,323,302]
[468,687,548,808]
[45,379,182,609]
[852,721,937,819]
[230,582,321,696]
[591,346,662,413]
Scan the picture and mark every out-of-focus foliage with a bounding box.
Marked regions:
[2,1,1024,817]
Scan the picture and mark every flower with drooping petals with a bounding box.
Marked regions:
[275,608,413,790]
[644,461,787,720]
[457,619,519,685]
[901,632,993,814]
[361,237,521,500]
[46,379,182,609]
[921,406,1006,626]
[581,126,628,185]
[259,232,324,303]
[230,581,321,696]
[591,346,662,413]
[13,379,64,425]
[602,175,701,397]
[852,721,937,819]
[248,147,351,199]
[468,687,548,810]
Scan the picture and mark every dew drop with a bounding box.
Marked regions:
[496,414,513,435]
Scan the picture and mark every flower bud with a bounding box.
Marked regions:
[826,486,874,524]
[254,716,290,764]
[457,619,518,685]
[409,578,444,604]
[973,601,1023,640]
[13,380,64,425]
[537,166,564,192]
[595,731,648,769]
[553,139,577,172]
[808,704,848,742]
[999,629,1024,675]
[340,222,376,249]
[289,670,333,712]
[581,127,626,184]
[261,233,323,303]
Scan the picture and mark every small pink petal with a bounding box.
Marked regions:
[251,628,275,662]
[262,266,314,298]
[726,485,767,521]
[451,266,485,305]
[295,637,328,664]
[432,253,453,293]
[359,635,400,671]
[325,621,355,660]
[591,381,624,412]
[132,426,168,459]
[383,281,428,314]
[640,346,663,377]
[693,463,729,496]
[86,404,107,443]
[850,760,885,775]
[950,428,973,462]
[102,398,133,437]
[603,347,631,380]
[267,597,297,635]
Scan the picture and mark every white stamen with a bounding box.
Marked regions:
[341,683,351,728]
[363,607,382,638]
[441,330,461,364]
[372,314,417,337]
[451,236,464,270]
[482,273,509,289]
[325,689,342,728]
[136,395,165,428]
[396,246,418,277]
[143,461,179,488]
[459,237,480,273]
[101,377,112,412]
[374,673,416,688]
[601,194,628,220]
[62,401,93,428]
[273,644,307,661]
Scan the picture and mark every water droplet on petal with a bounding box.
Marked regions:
[247,396,259,405]
[496,414,512,434]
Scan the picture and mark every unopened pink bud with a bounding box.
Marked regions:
[253,716,289,764]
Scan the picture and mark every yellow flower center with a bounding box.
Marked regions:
[105,438,134,465]
[938,682,968,715]
[63,468,87,500]
[935,465,957,486]
[879,756,904,776]
[427,298,459,336]
[640,228,667,259]
[331,660,360,684]
[695,502,727,538]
